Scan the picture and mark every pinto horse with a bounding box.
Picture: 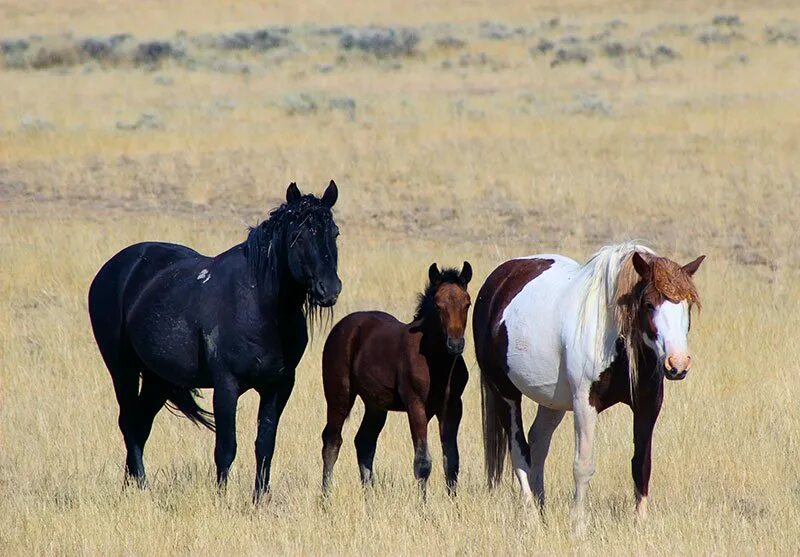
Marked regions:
[321,262,472,497]
[88,181,341,501]
[473,242,704,529]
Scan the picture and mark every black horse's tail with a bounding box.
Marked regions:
[164,385,215,431]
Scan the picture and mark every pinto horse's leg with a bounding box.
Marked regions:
[504,396,533,502]
[213,373,242,488]
[354,406,388,487]
[528,406,565,510]
[253,375,296,503]
[571,394,599,536]
[632,385,664,519]
[407,401,432,500]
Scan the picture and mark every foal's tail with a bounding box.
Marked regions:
[164,385,215,431]
[481,374,508,489]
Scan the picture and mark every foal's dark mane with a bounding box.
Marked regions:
[245,192,335,326]
[412,268,463,322]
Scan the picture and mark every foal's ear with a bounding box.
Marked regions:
[683,255,706,276]
[321,180,338,208]
[286,182,301,203]
[460,261,473,285]
[428,263,441,285]
[632,252,652,280]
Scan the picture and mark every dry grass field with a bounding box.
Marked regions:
[2,0,800,554]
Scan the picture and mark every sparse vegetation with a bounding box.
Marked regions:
[1,0,800,554]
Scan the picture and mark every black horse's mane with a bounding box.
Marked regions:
[245,193,335,328]
[413,268,463,322]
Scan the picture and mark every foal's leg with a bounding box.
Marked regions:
[321,393,356,493]
[528,406,565,510]
[632,386,663,519]
[213,373,242,487]
[439,361,468,496]
[354,406,388,487]
[253,375,295,503]
[407,401,432,499]
[505,396,533,502]
[571,393,599,536]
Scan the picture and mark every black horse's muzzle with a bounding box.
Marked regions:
[313,277,342,307]
[446,337,465,356]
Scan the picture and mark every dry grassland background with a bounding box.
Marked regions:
[1,0,800,554]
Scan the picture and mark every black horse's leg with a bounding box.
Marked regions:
[213,373,241,488]
[354,406,388,487]
[130,373,168,486]
[252,374,296,503]
[632,384,664,519]
[105,354,148,488]
[407,401,432,501]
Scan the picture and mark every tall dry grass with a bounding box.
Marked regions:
[1,1,800,554]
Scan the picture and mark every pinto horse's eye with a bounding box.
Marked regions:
[645,303,655,312]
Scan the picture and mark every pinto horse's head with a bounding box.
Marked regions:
[426,262,473,355]
[630,252,705,380]
[283,180,342,307]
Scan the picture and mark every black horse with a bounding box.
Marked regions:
[88,181,341,501]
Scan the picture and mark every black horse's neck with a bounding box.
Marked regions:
[244,220,305,310]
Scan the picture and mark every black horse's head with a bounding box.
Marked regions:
[247,180,342,308]
[283,181,342,307]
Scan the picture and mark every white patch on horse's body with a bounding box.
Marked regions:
[197,269,211,284]
[500,245,656,411]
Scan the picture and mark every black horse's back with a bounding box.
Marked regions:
[88,241,215,433]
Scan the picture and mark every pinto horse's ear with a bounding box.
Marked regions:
[286,182,301,203]
[632,252,652,280]
[321,180,338,208]
[460,261,473,285]
[683,255,706,276]
[428,263,441,285]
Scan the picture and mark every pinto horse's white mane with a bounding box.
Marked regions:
[576,241,655,394]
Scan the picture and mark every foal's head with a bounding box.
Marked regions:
[416,262,473,355]
[626,252,705,380]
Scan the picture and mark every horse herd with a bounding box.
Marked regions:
[88,181,705,529]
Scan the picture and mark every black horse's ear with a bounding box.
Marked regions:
[632,251,652,280]
[683,255,705,276]
[460,261,473,285]
[428,263,441,285]
[322,180,338,208]
[286,182,301,203]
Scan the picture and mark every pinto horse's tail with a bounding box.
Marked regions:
[481,374,508,488]
[163,385,215,431]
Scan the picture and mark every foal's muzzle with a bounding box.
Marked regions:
[446,337,465,355]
